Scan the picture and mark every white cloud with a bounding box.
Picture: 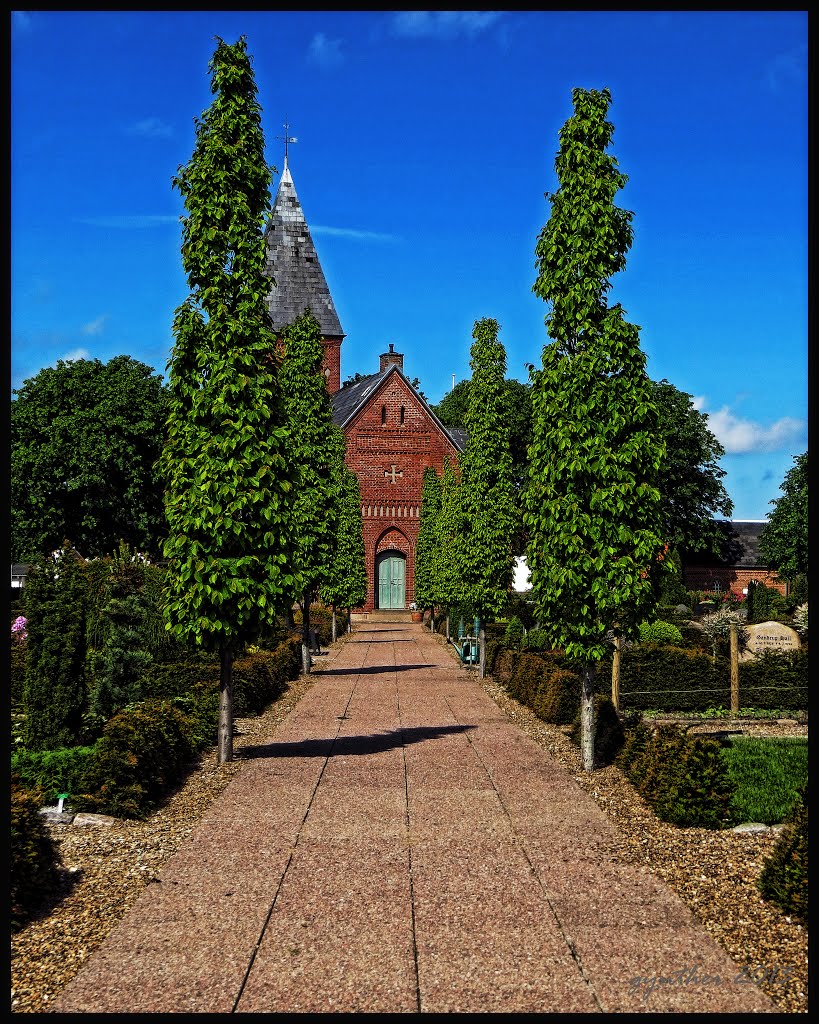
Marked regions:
[77,215,179,229]
[391,11,503,40]
[308,32,344,69]
[58,348,91,363]
[81,315,108,337]
[698,402,806,454]
[312,224,398,243]
[128,117,173,139]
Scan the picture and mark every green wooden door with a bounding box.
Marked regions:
[377,553,406,609]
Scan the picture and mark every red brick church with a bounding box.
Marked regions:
[264,157,464,613]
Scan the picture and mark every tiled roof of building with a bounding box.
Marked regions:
[691,520,769,568]
[264,158,344,337]
[331,364,465,452]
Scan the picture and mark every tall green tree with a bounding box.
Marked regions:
[650,379,732,559]
[524,87,668,770]
[759,452,808,581]
[436,455,462,638]
[456,318,517,676]
[279,309,344,672]
[22,544,89,751]
[319,458,367,641]
[11,356,168,563]
[159,36,298,763]
[414,466,443,623]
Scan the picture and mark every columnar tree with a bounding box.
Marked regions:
[22,543,89,751]
[524,87,668,770]
[436,456,462,640]
[414,466,443,628]
[159,36,298,763]
[320,458,367,640]
[456,318,517,676]
[279,309,343,672]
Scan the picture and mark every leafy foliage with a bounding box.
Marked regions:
[637,620,684,645]
[745,579,789,624]
[11,778,61,928]
[435,456,463,613]
[414,466,443,611]
[11,355,168,563]
[759,452,808,580]
[159,36,299,759]
[649,380,732,557]
[455,319,517,646]
[525,87,668,668]
[320,461,367,613]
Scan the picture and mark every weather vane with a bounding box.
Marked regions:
[277,117,298,162]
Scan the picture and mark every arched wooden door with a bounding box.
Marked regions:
[376,551,406,609]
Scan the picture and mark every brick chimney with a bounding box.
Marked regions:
[379,343,404,373]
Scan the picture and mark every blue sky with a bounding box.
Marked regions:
[11,10,807,521]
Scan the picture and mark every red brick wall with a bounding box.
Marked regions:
[322,336,343,394]
[682,566,787,597]
[344,373,460,611]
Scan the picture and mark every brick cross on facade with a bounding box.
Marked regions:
[384,464,404,484]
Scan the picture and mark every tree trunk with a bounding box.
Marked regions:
[479,620,486,678]
[347,607,352,634]
[331,606,337,644]
[580,662,596,772]
[446,613,450,642]
[611,636,622,711]
[301,597,312,675]
[729,623,739,713]
[430,607,435,633]
[218,643,234,764]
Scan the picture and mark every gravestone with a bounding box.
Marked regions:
[739,620,801,662]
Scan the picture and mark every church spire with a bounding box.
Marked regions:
[264,128,345,390]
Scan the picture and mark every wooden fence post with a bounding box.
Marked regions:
[729,623,739,714]
[611,636,622,711]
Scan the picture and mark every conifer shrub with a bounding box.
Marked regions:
[568,694,624,765]
[504,616,525,650]
[758,785,807,920]
[11,777,61,928]
[11,746,97,806]
[492,648,519,683]
[746,580,789,624]
[534,667,580,725]
[76,699,200,819]
[509,653,545,707]
[617,723,736,828]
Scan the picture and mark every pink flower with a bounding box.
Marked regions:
[11,615,27,638]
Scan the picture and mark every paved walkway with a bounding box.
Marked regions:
[53,623,775,1013]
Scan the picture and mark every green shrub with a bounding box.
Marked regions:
[568,695,624,766]
[617,722,736,828]
[504,616,525,651]
[738,648,808,712]
[534,667,580,725]
[492,648,519,684]
[11,630,26,706]
[758,785,807,920]
[746,580,789,624]
[503,593,537,629]
[638,620,684,646]
[523,628,550,651]
[509,653,546,707]
[76,699,200,819]
[11,746,97,805]
[11,777,61,928]
[138,656,221,700]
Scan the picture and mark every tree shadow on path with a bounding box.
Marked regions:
[239,723,476,760]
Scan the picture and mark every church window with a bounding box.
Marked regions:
[400,405,405,424]
[381,405,386,424]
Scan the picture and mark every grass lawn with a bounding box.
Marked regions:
[722,736,808,825]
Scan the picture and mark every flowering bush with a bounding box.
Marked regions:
[700,608,749,654]
[11,616,27,638]
[792,603,808,638]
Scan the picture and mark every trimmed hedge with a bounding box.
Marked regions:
[616,722,736,828]
[758,785,807,920]
[11,777,61,928]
